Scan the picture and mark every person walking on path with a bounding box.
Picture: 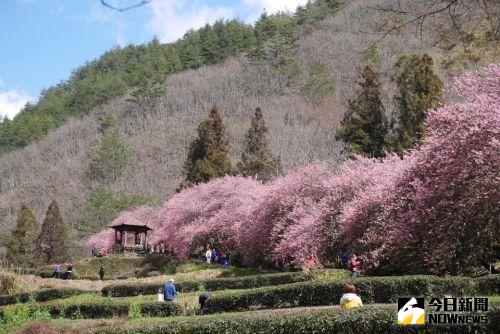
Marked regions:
[99,265,105,280]
[52,264,62,279]
[164,278,178,301]
[348,254,359,278]
[340,283,363,310]
[205,248,212,264]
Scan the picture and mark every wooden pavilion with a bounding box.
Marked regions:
[109,216,152,253]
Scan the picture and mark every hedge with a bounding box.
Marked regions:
[205,275,500,313]
[101,271,328,297]
[203,272,310,291]
[0,301,181,319]
[0,288,85,307]
[94,304,500,334]
[102,281,200,297]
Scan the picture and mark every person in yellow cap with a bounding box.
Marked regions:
[340,283,363,310]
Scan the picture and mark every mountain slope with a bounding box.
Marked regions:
[0,0,498,245]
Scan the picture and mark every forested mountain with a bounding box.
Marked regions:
[0,1,340,155]
[0,0,497,248]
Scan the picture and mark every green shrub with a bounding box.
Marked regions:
[0,301,181,320]
[205,275,494,313]
[0,288,85,306]
[203,272,309,291]
[93,304,500,334]
[474,275,500,295]
[102,281,200,297]
[0,304,51,326]
[101,270,345,297]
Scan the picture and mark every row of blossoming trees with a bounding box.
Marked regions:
[86,65,499,276]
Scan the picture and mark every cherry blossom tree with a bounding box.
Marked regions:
[84,65,498,275]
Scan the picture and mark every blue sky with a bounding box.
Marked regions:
[0,0,307,119]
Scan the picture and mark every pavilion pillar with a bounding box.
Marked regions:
[123,230,127,248]
[144,233,148,252]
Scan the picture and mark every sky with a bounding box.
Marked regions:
[0,0,308,120]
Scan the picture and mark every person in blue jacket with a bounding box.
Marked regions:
[164,278,178,301]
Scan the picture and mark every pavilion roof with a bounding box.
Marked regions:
[108,215,153,230]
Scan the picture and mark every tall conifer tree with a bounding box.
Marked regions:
[36,200,70,264]
[237,108,281,182]
[182,106,232,188]
[89,115,132,181]
[5,204,38,267]
[336,66,388,158]
[390,54,444,153]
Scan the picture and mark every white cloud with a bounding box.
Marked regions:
[244,0,308,14]
[147,0,234,42]
[0,89,34,120]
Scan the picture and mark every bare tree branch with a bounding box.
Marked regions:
[101,0,151,12]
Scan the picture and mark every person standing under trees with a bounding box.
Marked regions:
[205,248,212,264]
[349,254,360,278]
[211,248,218,264]
[99,265,105,280]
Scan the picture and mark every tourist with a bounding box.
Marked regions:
[99,265,105,280]
[339,250,348,269]
[205,248,212,264]
[199,291,212,314]
[65,263,73,280]
[52,264,62,279]
[306,255,316,268]
[220,251,226,264]
[340,283,363,310]
[349,254,359,278]
[164,278,178,301]
[211,248,217,264]
[157,288,164,302]
[91,247,97,257]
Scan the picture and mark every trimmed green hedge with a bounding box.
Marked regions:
[101,271,322,297]
[203,272,309,291]
[94,304,500,334]
[206,275,500,313]
[0,288,85,307]
[0,301,181,319]
[102,281,200,297]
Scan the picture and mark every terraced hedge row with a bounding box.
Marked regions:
[203,272,311,291]
[0,288,86,307]
[101,271,317,297]
[206,275,500,313]
[0,301,181,319]
[102,281,200,297]
[94,304,500,334]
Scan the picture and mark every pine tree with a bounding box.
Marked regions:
[182,105,232,188]
[237,108,282,182]
[36,200,70,264]
[127,80,165,114]
[89,115,132,181]
[5,204,38,267]
[390,54,444,153]
[302,61,335,105]
[336,66,388,158]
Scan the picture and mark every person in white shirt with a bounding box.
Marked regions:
[205,248,212,264]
